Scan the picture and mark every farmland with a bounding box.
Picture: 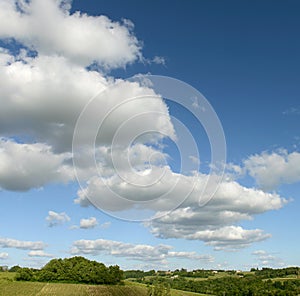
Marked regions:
[1,265,300,295]
[0,272,206,296]
[125,267,300,295]
[0,281,145,296]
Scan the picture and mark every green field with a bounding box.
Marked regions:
[0,273,208,296]
[0,281,146,296]
[2,270,299,295]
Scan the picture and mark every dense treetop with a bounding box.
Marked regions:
[15,256,123,285]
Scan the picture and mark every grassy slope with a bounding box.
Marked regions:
[0,273,208,296]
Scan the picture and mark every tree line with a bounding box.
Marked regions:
[13,256,123,285]
[130,267,300,296]
[252,267,300,279]
[167,276,300,296]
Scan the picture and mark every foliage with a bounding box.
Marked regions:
[140,267,300,296]
[15,256,123,285]
[124,269,156,279]
[9,265,22,273]
[154,275,300,296]
[15,268,35,281]
[147,280,171,296]
[254,267,300,279]
[12,261,300,295]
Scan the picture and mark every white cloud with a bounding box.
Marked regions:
[244,150,300,190]
[144,177,285,250]
[0,237,46,250]
[46,210,70,227]
[150,224,271,251]
[168,251,214,262]
[0,50,174,191]
[78,165,285,211]
[225,163,244,180]
[0,139,73,191]
[0,0,174,152]
[76,165,286,249]
[72,82,175,152]
[0,252,8,259]
[252,250,267,256]
[252,250,284,267]
[94,143,168,178]
[152,56,166,65]
[28,250,53,258]
[0,48,14,65]
[196,227,271,251]
[0,0,292,254]
[0,52,106,153]
[71,238,170,262]
[100,222,111,229]
[0,1,177,198]
[0,0,141,69]
[79,217,98,229]
[70,220,110,230]
[71,238,213,263]
[75,165,188,211]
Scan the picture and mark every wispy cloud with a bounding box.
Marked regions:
[46,211,70,227]
[152,56,166,65]
[0,252,8,259]
[28,250,53,258]
[100,222,111,229]
[71,238,213,264]
[70,218,110,230]
[0,237,46,250]
[252,250,284,267]
[283,107,300,115]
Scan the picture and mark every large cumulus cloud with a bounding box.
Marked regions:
[0,0,292,251]
[0,0,141,68]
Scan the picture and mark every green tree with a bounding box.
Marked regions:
[16,256,124,285]
[9,265,21,272]
[15,268,34,281]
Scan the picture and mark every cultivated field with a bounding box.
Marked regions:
[0,273,207,296]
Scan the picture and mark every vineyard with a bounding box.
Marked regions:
[0,273,205,296]
[0,282,146,296]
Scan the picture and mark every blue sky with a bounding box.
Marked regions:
[0,0,299,271]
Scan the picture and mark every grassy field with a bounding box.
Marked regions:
[0,273,209,296]
[126,281,210,296]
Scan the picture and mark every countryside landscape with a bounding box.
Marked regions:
[0,0,299,295]
[0,257,299,295]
